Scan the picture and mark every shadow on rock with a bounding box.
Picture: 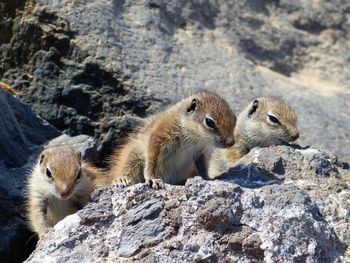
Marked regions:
[218,163,283,189]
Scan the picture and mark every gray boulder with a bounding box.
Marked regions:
[25,145,350,262]
[0,90,60,263]
[0,0,349,163]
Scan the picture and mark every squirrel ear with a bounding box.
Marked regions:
[248,99,259,117]
[39,150,47,165]
[187,98,198,113]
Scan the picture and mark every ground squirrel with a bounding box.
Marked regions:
[207,97,299,179]
[109,91,237,189]
[27,146,105,238]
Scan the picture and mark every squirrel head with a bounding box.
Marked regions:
[185,92,236,148]
[236,97,299,151]
[39,146,83,199]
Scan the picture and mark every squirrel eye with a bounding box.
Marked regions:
[45,168,53,180]
[76,169,82,181]
[205,117,217,129]
[268,114,280,124]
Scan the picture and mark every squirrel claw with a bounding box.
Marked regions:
[145,178,164,189]
[116,176,131,187]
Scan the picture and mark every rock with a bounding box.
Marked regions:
[25,145,350,262]
[0,90,98,263]
[0,0,349,163]
[0,90,59,263]
[47,134,98,161]
[0,90,60,168]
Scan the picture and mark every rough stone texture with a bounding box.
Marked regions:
[0,90,58,263]
[25,145,350,262]
[0,91,97,263]
[0,90,60,168]
[0,0,349,164]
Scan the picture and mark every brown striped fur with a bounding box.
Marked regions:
[109,91,237,189]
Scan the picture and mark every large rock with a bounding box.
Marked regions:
[0,0,349,163]
[0,90,98,263]
[25,145,350,262]
[0,90,59,263]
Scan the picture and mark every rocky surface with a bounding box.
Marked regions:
[25,145,350,263]
[0,90,97,263]
[0,89,58,263]
[0,0,349,164]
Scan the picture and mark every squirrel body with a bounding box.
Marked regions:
[27,146,104,238]
[109,91,236,189]
[208,97,299,179]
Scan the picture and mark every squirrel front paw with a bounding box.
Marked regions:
[145,178,164,189]
[115,176,131,187]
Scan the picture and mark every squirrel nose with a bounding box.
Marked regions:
[59,185,71,199]
[226,136,235,147]
[291,131,299,141]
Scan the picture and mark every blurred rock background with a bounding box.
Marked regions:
[1,0,349,165]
